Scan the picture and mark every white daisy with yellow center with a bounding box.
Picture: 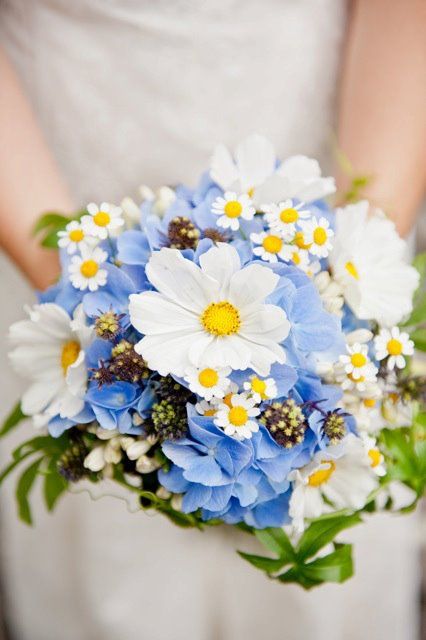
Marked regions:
[250,231,287,263]
[9,303,93,424]
[81,202,124,240]
[211,191,255,231]
[184,366,231,401]
[58,220,96,255]
[374,327,414,370]
[243,375,277,403]
[69,246,108,292]
[280,244,311,272]
[262,199,310,238]
[214,392,260,439]
[361,434,386,477]
[288,434,378,532]
[129,244,290,377]
[195,399,218,418]
[339,343,373,381]
[299,216,334,258]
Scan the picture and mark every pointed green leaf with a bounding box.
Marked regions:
[276,566,323,590]
[300,544,354,584]
[237,551,288,573]
[43,460,68,512]
[32,212,71,235]
[0,450,34,486]
[16,456,44,525]
[0,402,26,439]
[254,527,295,560]
[297,513,362,561]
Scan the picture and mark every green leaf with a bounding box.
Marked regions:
[410,328,426,352]
[299,544,354,584]
[43,460,68,512]
[254,527,295,560]
[237,552,288,573]
[0,402,26,439]
[16,456,44,525]
[297,512,362,561]
[276,566,322,590]
[32,212,71,235]
[0,450,34,486]
[40,230,62,248]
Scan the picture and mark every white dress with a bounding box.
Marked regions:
[0,2,420,639]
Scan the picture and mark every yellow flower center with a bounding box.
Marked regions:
[247,187,255,198]
[80,259,99,278]
[198,368,219,388]
[292,252,301,265]
[387,338,403,356]
[228,406,248,427]
[348,372,365,383]
[345,261,359,280]
[368,448,381,468]
[201,301,241,336]
[363,398,376,408]
[308,461,336,487]
[251,377,267,398]
[224,201,243,218]
[69,229,84,243]
[262,235,283,254]
[388,392,400,404]
[223,392,233,408]
[93,211,111,227]
[61,340,80,375]
[313,227,327,245]
[351,352,367,368]
[204,408,217,417]
[280,207,298,224]
[294,232,312,250]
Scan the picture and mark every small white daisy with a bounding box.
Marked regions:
[184,366,231,401]
[81,202,124,240]
[339,343,372,380]
[243,375,277,403]
[262,199,310,238]
[361,434,386,477]
[374,327,414,370]
[195,399,218,417]
[299,216,334,258]
[281,244,312,270]
[69,246,108,292]
[211,191,255,231]
[214,392,260,439]
[250,231,287,263]
[58,220,96,255]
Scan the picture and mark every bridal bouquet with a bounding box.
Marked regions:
[2,135,425,589]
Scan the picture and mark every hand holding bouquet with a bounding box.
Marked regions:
[2,135,425,589]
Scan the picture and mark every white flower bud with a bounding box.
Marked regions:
[136,455,160,474]
[121,197,141,227]
[96,427,119,441]
[314,271,331,292]
[84,446,106,472]
[156,486,171,500]
[171,494,183,511]
[139,185,155,201]
[104,440,123,464]
[126,440,153,460]
[153,186,176,217]
[346,329,374,346]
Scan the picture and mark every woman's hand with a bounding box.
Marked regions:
[0,48,74,289]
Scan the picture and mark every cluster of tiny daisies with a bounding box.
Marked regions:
[8,134,421,536]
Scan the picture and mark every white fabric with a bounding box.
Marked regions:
[0,1,420,639]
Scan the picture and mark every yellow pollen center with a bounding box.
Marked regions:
[251,377,267,397]
[388,392,400,404]
[313,227,327,245]
[348,372,365,383]
[228,406,248,427]
[387,339,403,356]
[224,201,243,218]
[80,259,99,278]
[223,393,233,408]
[368,448,381,468]
[308,461,336,487]
[201,301,241,336]
[61,340,80,375]
[69,229,84,243]
[198,368,219,388]
[93,211,111,227]
[262,235,283,254]
[294,232,312,250]
[204,408,217,417]
[345,261,359,280]
[280,208,298,224]
[351,352,367,368]
[363,398,376,408]
[292,252,301,265]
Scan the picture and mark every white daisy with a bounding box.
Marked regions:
[243,375,277,403]
[69,246,108,292]
[214,392,260,439]
[250,231,287,263]
[288,434,378,532]
[195,399,218,418]
[9,303,94,422]
[129,244,290,377]
[211,191,255,231]
[339,343,373,380]
[81,202,124,239]
[57,220,96,255]
[329,201,419,326]
[262,199,311,237]
[360,434,386,477]
[184,366,231,401]
[374,327,414,370]
[210,135,335,206]
[280,244,311,271]
[299,216,334,258]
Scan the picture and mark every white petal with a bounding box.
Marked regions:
[21,380,62,416]
[228,264,279,309]
[210,144,239,190]
[129,292,200,336]
[198,244,241,294]
[134,332,200,376]
[235,134,276,190]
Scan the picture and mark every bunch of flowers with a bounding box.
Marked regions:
[1,135,425,588]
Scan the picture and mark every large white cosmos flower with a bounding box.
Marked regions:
[210,134,335,207]
[9,303,94,424]
[329,201,419,326]
[129,244,290,377]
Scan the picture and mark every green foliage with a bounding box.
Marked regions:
[0,402,26,439]
[32,209,85,249]
[402,253,426,350]
[238,513,361,590]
